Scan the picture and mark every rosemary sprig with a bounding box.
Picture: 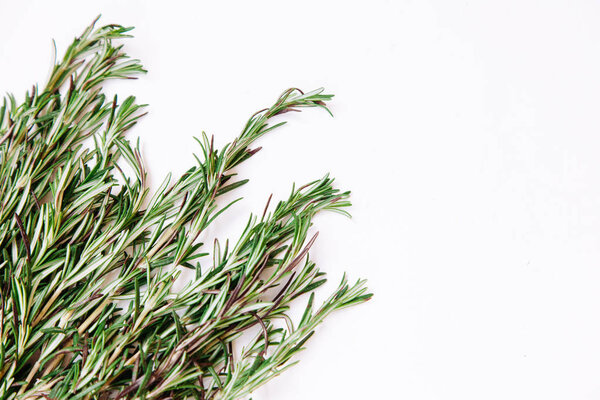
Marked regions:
[0,17,371,400]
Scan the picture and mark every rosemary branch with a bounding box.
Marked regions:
[0,17,371,400]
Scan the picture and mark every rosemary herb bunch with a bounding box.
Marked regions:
[0,17,371,400]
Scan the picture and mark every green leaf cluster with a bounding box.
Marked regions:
[0,17,371,400]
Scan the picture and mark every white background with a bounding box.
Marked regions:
[2,1,600,399]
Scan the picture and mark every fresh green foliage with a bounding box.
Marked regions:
[0,17,371,400]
